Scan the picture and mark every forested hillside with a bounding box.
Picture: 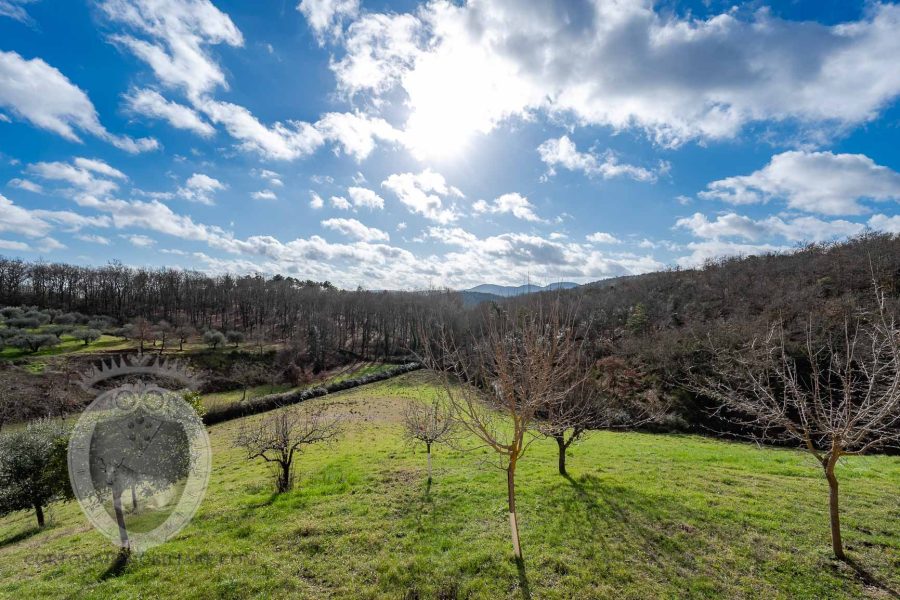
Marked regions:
[2,232,899,433]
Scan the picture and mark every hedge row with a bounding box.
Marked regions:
[202,362,422,425]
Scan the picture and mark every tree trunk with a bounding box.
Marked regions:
[825,458,845,560]
[554,434,567,476]
[34,502,45,528]
[112,478,130,552]
[278,462,291,493]
[131,484,138,512]
[507,464,522,560]
[426,443,432,483]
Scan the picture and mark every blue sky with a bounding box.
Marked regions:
[1,0,900,289]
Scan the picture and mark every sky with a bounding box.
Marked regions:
[1,0,900,290]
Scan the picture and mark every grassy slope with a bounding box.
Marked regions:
[0,373,897,599]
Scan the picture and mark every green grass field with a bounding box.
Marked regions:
[0,373,897,599]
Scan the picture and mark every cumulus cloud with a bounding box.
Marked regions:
[197,98,324,160]
[309,191,324,209]
[122,233,156,247]
[99,0,244,100]
[124,88,215,137]
[347,186,384,210]
[329,0,900,148]
[7,178,43,193]
[178,172,225,205]
[0,51,157,152]
[252,189,277,201]
[472,193,543,222]
[381,169,462,223]
[314,111,405,160]
[27,159,123,197]
[321,217,389,242]
[297,0,359,42]
[700,150,900,215]
[675,211,865,243]
[75,233,111,245]
[330,195,351,210]
[586,232,621,244]
[253,169,283,187]
[538,135,668,182]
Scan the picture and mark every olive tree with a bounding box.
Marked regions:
[203,330,226,350]
[688,289,900,560]
[73,328,102,346]
[235,405,340,493]
[0,419,71,527]
[9,333,60,353]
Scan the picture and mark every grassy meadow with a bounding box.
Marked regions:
[0,372,897,599]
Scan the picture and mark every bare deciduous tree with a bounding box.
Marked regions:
[538,356,666,476]
[689,288,900,560]
[234,405,341,493]
[420,300,580,561]
[401,397,454,483]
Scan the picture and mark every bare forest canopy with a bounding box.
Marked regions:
[2,232,900,435]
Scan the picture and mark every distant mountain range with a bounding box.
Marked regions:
[459,282,579,304]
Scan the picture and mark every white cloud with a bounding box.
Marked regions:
[198,98,324,160]
[27,160,122,197]
[330,195,351,210]
[178,172,225,205]
[0,51,157,152]
[124,88,215,137]
[122,233,156,247]
[252,189,277,201]
[73,157,127,180]
[331,12,422,97]
[75,234,111,245]
[868,214,900,234]
[7,178,42,193]
[0,0,36,23]
[309,191,324,209]
[99,0,244,100]
[321,217,389,242]
[381,169,462,223]
[297,0,359,42]
[473,193,543,222]
[538,136,668,183]
[676,241,791,269]
[330,1,900,149]
[0,193,53,237]
[253,168,283,187]
[314,111,404,160]
[586,232,622,244]
[675,212,865,243]
[700,150,900,215]
[347,186,384,210]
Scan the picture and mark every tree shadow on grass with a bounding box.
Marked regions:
[0,525,43,548]
[515,556,532,600]
[843,557,900,599]
[99,548,131,580]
